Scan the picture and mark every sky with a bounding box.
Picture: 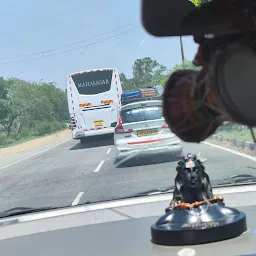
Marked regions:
[0,0,198,89]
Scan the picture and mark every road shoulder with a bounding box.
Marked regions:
[0,130,72,169]
[206,138,256,158]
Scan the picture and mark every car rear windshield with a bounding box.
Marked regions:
[121,105,163,123]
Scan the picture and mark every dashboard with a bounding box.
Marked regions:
[0,185,256,256]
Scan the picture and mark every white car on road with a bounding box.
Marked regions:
[114,98,184,162]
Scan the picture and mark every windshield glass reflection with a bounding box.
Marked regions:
[0,0,255,215]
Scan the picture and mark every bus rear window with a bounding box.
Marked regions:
[121,105,163,124]
[71,70,112,95]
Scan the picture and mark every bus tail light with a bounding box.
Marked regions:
[114,116,133,134]
[79,103,92,107]
[101,100,114,105]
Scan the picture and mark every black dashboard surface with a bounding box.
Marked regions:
[0,205,256,256]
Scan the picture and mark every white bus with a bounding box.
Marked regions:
[66,68,122,143]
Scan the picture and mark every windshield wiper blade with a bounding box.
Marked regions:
[216,174,256,186]
[232,175,256,184]
[131,186,175,197]
[0,206,55,218]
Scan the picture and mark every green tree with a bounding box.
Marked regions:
[132,57,167,89]
[171,59,201,72]
[0,77,10,123]
[1,77,68,138]
[38,82,69,122]
[4,78,44,135]
[120,57,169,92]
[119,73,136,92]
[120,59,201,93]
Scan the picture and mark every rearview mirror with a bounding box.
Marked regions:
[141,0,239,37]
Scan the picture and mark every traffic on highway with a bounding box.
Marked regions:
[0,84,255,213]
[1,1,256,255]
[114,88,183,164]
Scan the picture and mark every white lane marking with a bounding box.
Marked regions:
[71,192,84,206]
[106,148,111,155]
[94,160,105,173]
[0,138,72,170]
[204,141,256,162]
[177,248,196,256]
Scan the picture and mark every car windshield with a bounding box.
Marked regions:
[0,0,255,217]
[121,105,163,123]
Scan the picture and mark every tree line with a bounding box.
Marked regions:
[119,57,200,92]
[0,57,241,147]
[0,77,69,146]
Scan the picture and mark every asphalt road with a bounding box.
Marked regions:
[0,137,255,212]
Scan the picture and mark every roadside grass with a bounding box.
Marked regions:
[0,122,68,148]
[0,134,38,148]
[216,126,255,142]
